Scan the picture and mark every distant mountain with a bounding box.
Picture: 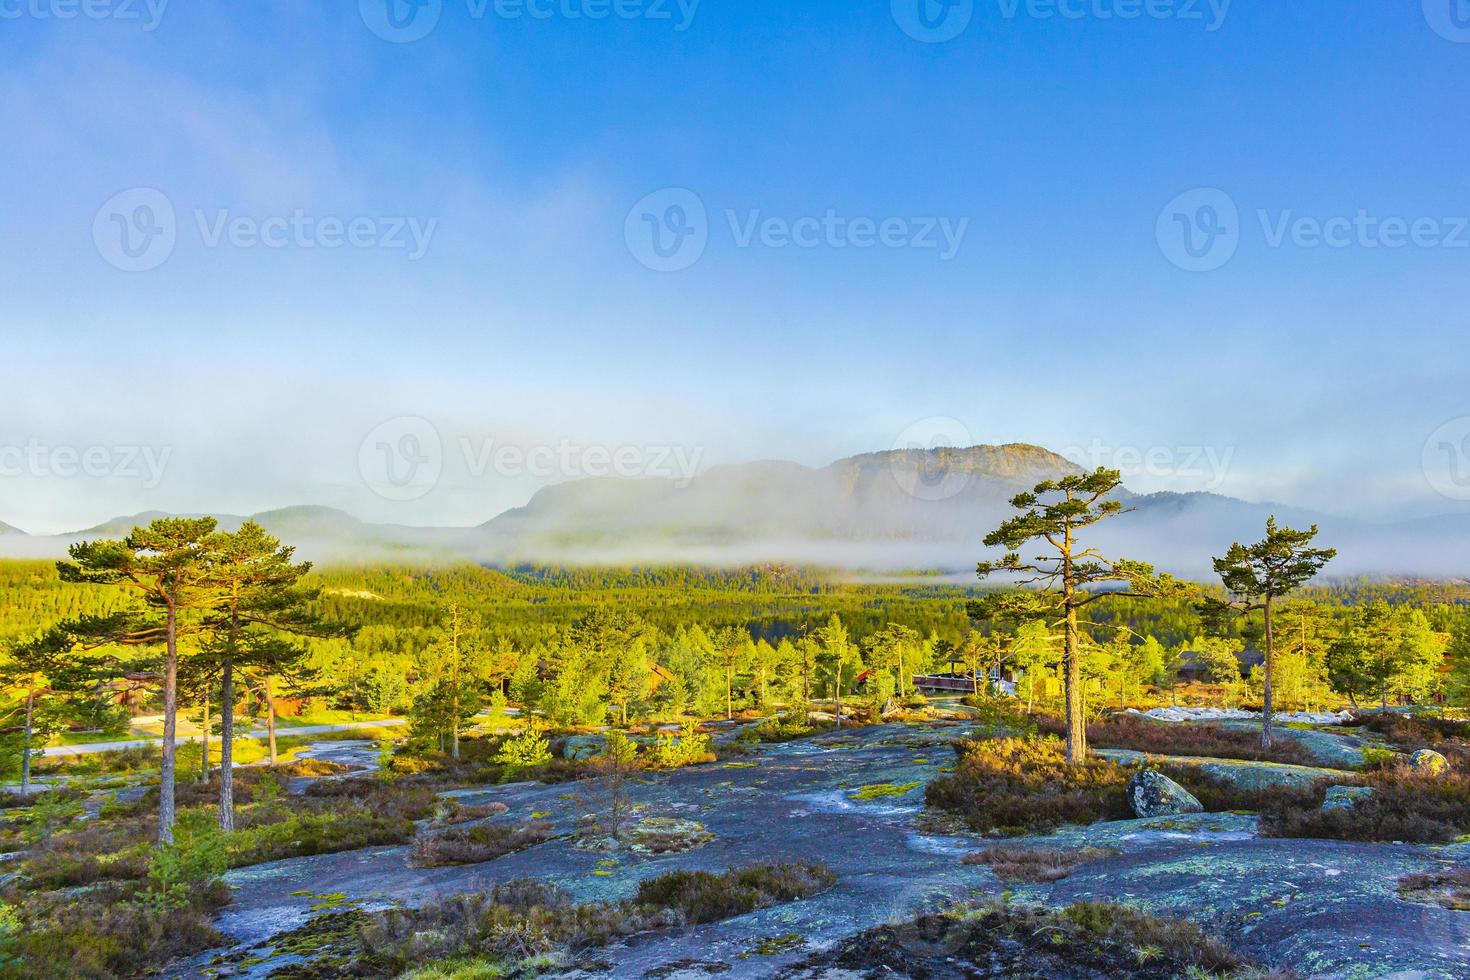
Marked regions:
[0,521,26,535]
[1,444,1463,577]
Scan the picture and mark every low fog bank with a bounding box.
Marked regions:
[1,446,1464,580]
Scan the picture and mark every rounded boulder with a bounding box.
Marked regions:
[1127,768,1204,819]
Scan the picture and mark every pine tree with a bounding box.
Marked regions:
[199,520,337,831]
[1201,517,1335,747]
[56,518,221,845]
[977,469,1185,763]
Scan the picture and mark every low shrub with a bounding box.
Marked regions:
[1155,765,1325,817]
[1260,767,1470,844]
[348,862,834,977]
[1361,746,1400,770]
[1360,713,1470,766]
[494,731,553,778]
[789,899,1261,979]
[410,819,556,867]
[225,809,416,866]
[925,736,1132,834]
[647,725,715,768]
[431,800,509,827]
[749,717,820,742]
[1037,715,1315,765]
[632,861,836,924]
[1398,865,1470,910]
[1,881,230,979]
[962,845,1119,883]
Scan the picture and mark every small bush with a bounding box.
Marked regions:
[647,724,715,768]
[1261,767,1470,844]
[1155,765,1324,816]
[791,899,1257,979]
[633,861,836,925]
[1361,746,1400,770]
[2,879,230,979]
[410,820,556,867]
[494,731,553,778]
[1037,715,1315,765]
[1398,865,1470,910]
[431,800,509,827]
[925,736,1132,834]
[963,845,1119,883]
[1360,714,1470,766]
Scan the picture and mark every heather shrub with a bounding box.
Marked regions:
[1261,767,1470,844]
[632,861,836,924]
[925,736,1132,834]
[1037,715,1315,765]
[410,819,555,867]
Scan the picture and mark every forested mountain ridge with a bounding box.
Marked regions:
[1,443,1464,577]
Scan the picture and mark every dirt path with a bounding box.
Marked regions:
[37,718,405,758]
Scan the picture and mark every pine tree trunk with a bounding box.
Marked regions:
[159,604,179,846]
[219,660,235,832]
[725,665,732,720]
[265,676,278,766]
[1261,597,1275,749]
[20,682,35,795]
[1064,600,1086,764]
[834,657,843,729]
[200,691,211,783]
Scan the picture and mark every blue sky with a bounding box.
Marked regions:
[3,0,1470,532]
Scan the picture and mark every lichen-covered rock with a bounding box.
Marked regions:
[562,734,607,760]
[1322,785,1373,811]
[1127,769,1203,818]
[1411,749,1449,776]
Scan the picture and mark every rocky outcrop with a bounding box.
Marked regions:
[1127,769,1204,818]
[1322,785,1373,811]
[1410,749,1449,776]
